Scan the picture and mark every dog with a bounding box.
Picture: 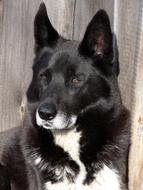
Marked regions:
[0,3,130,190]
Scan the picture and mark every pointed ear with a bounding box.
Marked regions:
[34,3,59,52]
[79,10,113,60]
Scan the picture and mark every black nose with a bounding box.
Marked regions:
[38,103,57,121]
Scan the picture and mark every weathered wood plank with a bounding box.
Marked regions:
[73,0,114,41]
[0,0,41,131]
[0,0,76,131]
[0,0,4,92]
[113,0,141,110]
[113,0,143,189]
[0,0,3,36]
[127,1,143,190]
[44,0,76,39]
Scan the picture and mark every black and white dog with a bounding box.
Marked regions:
[0,3,130,190]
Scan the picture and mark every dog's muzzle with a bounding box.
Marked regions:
[38,103,57,121]
[36,103,77,130]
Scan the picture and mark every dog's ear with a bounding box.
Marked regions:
[79,10,113,62]
[34,3,59,52]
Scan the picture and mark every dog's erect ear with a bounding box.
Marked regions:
[79,10,113,60]
[34,3,59,51]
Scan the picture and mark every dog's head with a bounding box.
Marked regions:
[27,3,120,130]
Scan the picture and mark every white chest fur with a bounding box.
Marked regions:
[41,128,121,190]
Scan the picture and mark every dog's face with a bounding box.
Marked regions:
[27,3,119,130]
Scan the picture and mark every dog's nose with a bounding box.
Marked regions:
[38,103,57,121]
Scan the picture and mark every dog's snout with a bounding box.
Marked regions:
[38,103,57,121]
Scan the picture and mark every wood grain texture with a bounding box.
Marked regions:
[73,0,114,41]
[127,1,143,190]
[0,0,41,131]
[113,0,143,189]
[0,0,3,95]
[113,0,141,110]
[0,0,3,84]
[44,0,75,39]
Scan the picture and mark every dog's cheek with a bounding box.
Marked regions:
[27,81,39,103]
[73,86,92,113]
[74,77,111,114]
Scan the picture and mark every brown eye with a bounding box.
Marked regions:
[72,78,80,85]
[39,73,47,80]
[39,70,51,81]
[71,74,85,87]
[39,70,51,87]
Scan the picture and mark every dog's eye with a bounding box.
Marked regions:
[71,74,85,87]
[72,78,81,85]
[39,70,51,86]
[39,74,48,87]
[39,73,47,80]
[39,70,51,79]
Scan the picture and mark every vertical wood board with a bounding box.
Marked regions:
[44,0,75,39]
[114,0,141,110]
[73,0,114,41]
[113,1,143,189]
[127,2,143,190]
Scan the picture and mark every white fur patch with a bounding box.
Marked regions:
[88,165,121,190]
[53,129,86,186]
[44,128,86,190]
[44,129,121,190]
[36,110,77,130]
[35,156,42,165]
[45,165,121,190]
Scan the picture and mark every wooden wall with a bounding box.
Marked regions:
[0,0,143,189]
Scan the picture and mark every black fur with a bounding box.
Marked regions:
[0,3,130,190]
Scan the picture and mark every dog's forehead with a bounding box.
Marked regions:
[38,48,91,72]
[50,51,93,75]
[34,39,93,76]
[49,51,78,68]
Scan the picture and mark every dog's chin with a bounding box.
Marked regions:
[36,110,77,130]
